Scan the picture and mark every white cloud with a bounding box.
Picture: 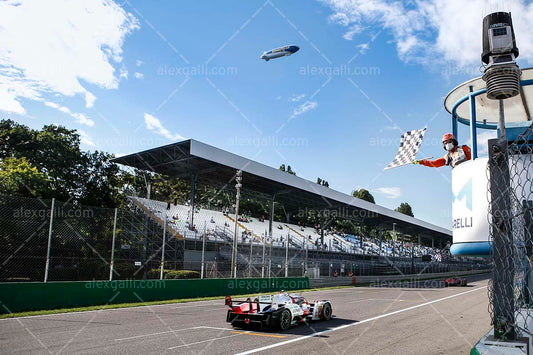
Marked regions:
[291,101,318,118]
[321,0,533,69]
[44,100,94,126]
[136,59,143,67]
[0,0,139,114]
[356,43,369,54]
[78,129,95,147]
[289,93,306,102]
[134,72,144,79]
[144,113,184,141]
[119,66,129,79]
[374,187,401,199]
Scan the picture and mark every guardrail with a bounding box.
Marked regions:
[309,270,490,288]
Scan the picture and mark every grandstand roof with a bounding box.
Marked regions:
[112,139,451,241]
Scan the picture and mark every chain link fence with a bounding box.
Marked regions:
[488,124,533,340]
[0,193,488,283]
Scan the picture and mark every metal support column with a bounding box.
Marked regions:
[109,208,118,281]
[489,132,515,340]
[269,197,275,242]
[378,227,382,256]
[320,212,325,245]
[285,233,289,277]
[249,238,253,277]
[201,221,206,279]
[469,86,478,159]
[189,173,197,230]
[160,215,167,280]
[44,198,55,283]
[231,170,242,278]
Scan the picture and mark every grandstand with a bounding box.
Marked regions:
[106,139,484,278]
[111,139,451,244]
[130,195,444,260]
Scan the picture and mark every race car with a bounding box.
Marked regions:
[225,291,332,330]
[444,277,467,287]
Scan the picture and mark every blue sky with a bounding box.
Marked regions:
[1,0,533,229]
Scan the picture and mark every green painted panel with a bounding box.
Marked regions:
[0,277,309,313]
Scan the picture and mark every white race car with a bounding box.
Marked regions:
[225,291,333,330]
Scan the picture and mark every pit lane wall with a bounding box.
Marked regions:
[0,277,309,314]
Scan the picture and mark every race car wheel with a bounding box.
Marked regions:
[278,309,292,331]
[320,302,332,321]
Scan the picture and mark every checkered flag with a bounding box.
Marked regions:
[384,127,426,170]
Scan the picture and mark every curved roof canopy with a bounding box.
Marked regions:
[444,67,533,129]
[112,139,452,241]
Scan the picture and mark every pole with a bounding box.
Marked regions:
[499,99,506,139]
[109,208,118,281]
[268,237,272,277]
[489,136,515,340]
[160,214,167,280]
[261,232,266,278]
[231,170,242,278]
[201,221,206,279]
[44,198,55,283]
[393,223,397,258]
[304,245,308,277]
[249,236,253,278]
[379,227,382,256]
[411,245,415,274]
[190,174,196,232]
[469,86,478,159]
[285,233,289,277]
[320,212,325,245]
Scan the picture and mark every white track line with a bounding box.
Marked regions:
[115,326,203,341]
[236,286,487,355]
[0,300,222,321]
[168,333,241,350]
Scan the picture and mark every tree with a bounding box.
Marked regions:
[395,202,414,217]
[0,119,127,207]
[0,157,49,198]
[78,151,125,208]
[352,188,375,203]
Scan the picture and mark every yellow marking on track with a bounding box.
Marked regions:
[231,331,287,338]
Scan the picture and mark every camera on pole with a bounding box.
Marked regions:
[481,12,521,100]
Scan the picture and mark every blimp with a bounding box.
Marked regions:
[260,45,299,61]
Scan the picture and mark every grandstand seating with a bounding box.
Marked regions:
[130,196,444,260]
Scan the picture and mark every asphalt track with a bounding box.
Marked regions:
[1,274,491,354]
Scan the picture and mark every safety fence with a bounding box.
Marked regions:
[488,125,533,340]
[0,194,489,283]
